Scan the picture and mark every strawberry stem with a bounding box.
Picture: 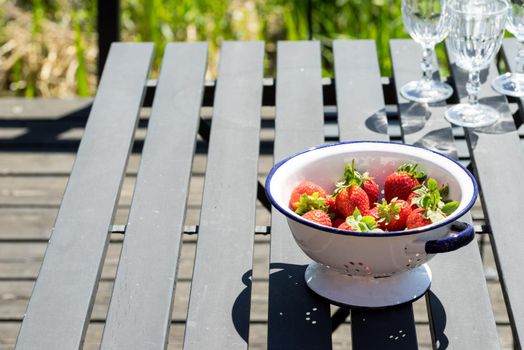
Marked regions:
[334,160,365,196]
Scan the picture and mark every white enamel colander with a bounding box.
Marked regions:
[266,141,478,307]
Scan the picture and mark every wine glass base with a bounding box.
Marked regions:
[445,103,499,128]
[400,79,453,104]
[491,73,524,97]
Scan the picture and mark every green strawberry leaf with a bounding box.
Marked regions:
[439,185,449,199]
[431,190,440,206]
[421,196,431,208]
[426,209,446,223]
[428,178,437,191]
[334,160,368,197]
[377,198,402,224]
[442,201,459,215]
[414,171,427,182]
[361,216,377,228]
[294,192,327,215]
[345,208,380,232]
[398,163,426,181]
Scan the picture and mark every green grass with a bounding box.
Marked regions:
[73,8,90,97]
[4,0,416,96]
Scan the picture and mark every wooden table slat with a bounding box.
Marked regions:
[390,38,500,350]
[182,41,265,350]
[501,38,524,125]
[352,305,418,350]
[333,39,389,142]
[333,39,418,349]
[100,43,207,349]
[448,39,524,347]
[15,43,154,350]
[267,40,333,350]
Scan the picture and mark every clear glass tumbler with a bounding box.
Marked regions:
[445,0,508,128]
[400,0,453,104]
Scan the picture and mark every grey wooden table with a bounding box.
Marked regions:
[13,39,524,349]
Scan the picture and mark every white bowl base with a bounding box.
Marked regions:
[305,263,432,308]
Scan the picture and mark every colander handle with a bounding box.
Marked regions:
[425,222,475,254]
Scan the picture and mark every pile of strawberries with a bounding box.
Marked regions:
[289,161,459,232]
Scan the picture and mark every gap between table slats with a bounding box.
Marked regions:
[15,43,154,350]
[182,41,265,350]
[267,40,333,350]
[448,39,524,348]
[391,38,500,350]
[100,42,207,349]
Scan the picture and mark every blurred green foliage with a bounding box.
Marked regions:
[2,0,413,97]
[118,0,409,76]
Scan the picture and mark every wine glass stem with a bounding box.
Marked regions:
[466,70,480,106]
[421,46,434,82]
[516,43,524,74]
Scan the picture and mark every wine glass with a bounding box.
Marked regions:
[492,1,524,97]
[401,0,453,104]
[445,0,508,128]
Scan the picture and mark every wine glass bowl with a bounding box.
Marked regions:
[445,0,508,128]
[400,0,453,104]
[402,1,449,47]
[492,1,524,97]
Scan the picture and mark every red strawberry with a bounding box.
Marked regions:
[406,208,432,229]
[332,216,346,228]
[368,206,379,219]
[289,181,327,211]
[326,195,337,214]
[363,178,379,207]
[335,185,370,217]
[384,163,426,202]
[336,160,379,208]
[375,198,412,231]
[302,209,332,227]
[338,221,356,231]
[407,192,419,208]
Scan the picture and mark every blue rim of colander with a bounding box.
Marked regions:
[265,141,478,237]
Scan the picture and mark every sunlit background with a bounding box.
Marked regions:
[0,0,407,98]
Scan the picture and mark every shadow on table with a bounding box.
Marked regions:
[427,290,449,350]
[231,266,452,349]
[231,269,253,344]
[365,108,389,135]
[232,263,332,349]
[399,102,432,135]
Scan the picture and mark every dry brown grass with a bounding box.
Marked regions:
[0,1,97,97]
